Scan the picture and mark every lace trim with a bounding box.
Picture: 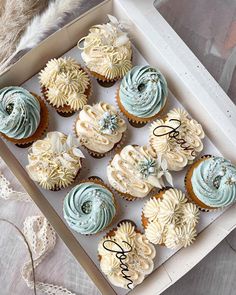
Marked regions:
[0,172,30,202]
[22,216,76,295]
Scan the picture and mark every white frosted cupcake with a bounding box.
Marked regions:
[149,108,205,171]
[78,15,132,82]
[107,144,173,200]
[39,57,91,116]
[98,221,156,290]
[26,131,84,190]
[75,102,127,158]
[142,188,200,249]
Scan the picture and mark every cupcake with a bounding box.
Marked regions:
[107,144,173,201]
[78,15,132,82]
[63,179,116,235]
[116,65,168,125]
[98,221,156,289]
[26,131,84,190]
[39,57,91,116]
[75,102,127,158]
[142,188,200,249]
[0,86,48,146]
[149,108,205,171]
[185,155,236,210]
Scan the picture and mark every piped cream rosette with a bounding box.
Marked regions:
[142,188,200,249]
[26,131,84,190]
[39,57,91,112]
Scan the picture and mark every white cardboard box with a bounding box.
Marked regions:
[1,1,236,294]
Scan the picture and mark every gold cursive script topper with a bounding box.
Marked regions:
[152,119,196,156]
[103,239,133,289]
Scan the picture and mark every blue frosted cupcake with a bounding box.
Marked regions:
[63,179,116,235]
[185,155,236,210]
[117,65,168,124]
[0,86,48,146]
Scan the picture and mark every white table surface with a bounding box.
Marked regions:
[1,1,236,295]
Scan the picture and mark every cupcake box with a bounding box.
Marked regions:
[0,1,236,295]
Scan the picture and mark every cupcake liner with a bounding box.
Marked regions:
[1,92,49,146]
[184,155,221,212]
[87,68,119,83]
[115,86,167,125]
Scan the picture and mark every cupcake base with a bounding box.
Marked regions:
[185,155,216,211]
[97,79,116,88]
[88,69,118,86]
[16,142,34,149]
[0,92,48,146]
[128,119,147,128]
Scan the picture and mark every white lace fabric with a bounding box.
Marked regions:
[0,171,30,202]
[0,168,77,295]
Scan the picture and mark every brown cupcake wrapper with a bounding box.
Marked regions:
[115,86,167,124]
[1,92,49,146]
[40,64,92,114]
[185,155,222,212]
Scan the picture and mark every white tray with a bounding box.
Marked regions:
[1,1,236,294]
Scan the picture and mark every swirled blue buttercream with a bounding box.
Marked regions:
[191,156,236,207]
[119,65,168,118]
[63,182,116,235]
[0,87,40,139]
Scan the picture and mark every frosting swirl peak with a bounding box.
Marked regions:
[0,87,40,139]
[63,182,116,235]
[191,156,236,208]
[119,65,168,118]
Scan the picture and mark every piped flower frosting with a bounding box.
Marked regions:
[39,57,90,110]
[26,131,84,190]
[143,188,200,249]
